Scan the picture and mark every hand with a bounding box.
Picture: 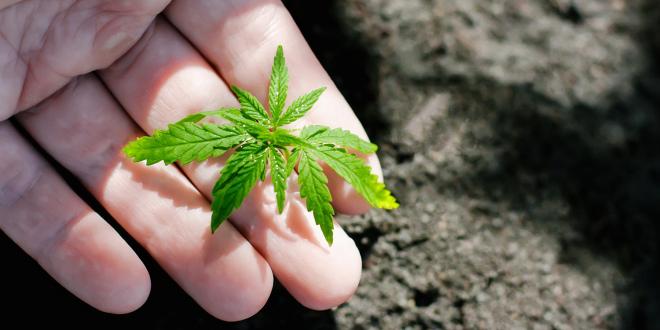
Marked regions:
[0,0,383,320]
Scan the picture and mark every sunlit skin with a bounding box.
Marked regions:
[0,0,385,321]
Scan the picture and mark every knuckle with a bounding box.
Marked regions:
[0,125,43,207]
[99,0,170,16]
[0,32,25,120]
[0,124,86,261]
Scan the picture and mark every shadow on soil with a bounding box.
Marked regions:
[293,0,660,328]
[408,1,660,328]
[463,3,660,328]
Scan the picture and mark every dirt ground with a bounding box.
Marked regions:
[2,0,659,329]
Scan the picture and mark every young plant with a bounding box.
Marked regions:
[123,45,398,244]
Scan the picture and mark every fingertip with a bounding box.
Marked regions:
[329,178,371,214]
[188,227,275,322]
[80,229,152,315]
[205,258,274,322]
[329,153,383,215]
[98,262,151,314]
[292,227,362,310]
[40,212,151,314]
[229,186,362,312]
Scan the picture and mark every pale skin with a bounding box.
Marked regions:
[0,0,385,321]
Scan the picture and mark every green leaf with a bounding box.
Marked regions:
[277,87,326,126]
[269,128,305,147]
[231,85,270,124]
[303,125,378,154]
[268,45,288,123]
[175,107,238,124]
[286,148,300,178]
[306,145,398,209]
[123,122,251,165]
[298,150,334,244]
[211,143,267,232]
[268,146,287,213]
[219,108,269,136]
[299,125,327,139]
[123,45,399,245]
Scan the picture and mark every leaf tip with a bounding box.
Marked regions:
[122,144,133,158]
[323,229,334,246]
[378,191,400,210]
[384,200,400,210]
[230,85,241,95]
[210,214,223,233]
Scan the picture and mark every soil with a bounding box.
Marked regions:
[2,0,659,329]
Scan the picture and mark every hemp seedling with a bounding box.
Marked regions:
[124,45,398,244]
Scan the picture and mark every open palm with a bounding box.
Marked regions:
[0,0,382,320]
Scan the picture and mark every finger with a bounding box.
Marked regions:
[100,18,362,310]
[17,76,273,321]
[0,0,22,11]
[165,0,382,214]
[0,122,149,314]
[0,0,169,120]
